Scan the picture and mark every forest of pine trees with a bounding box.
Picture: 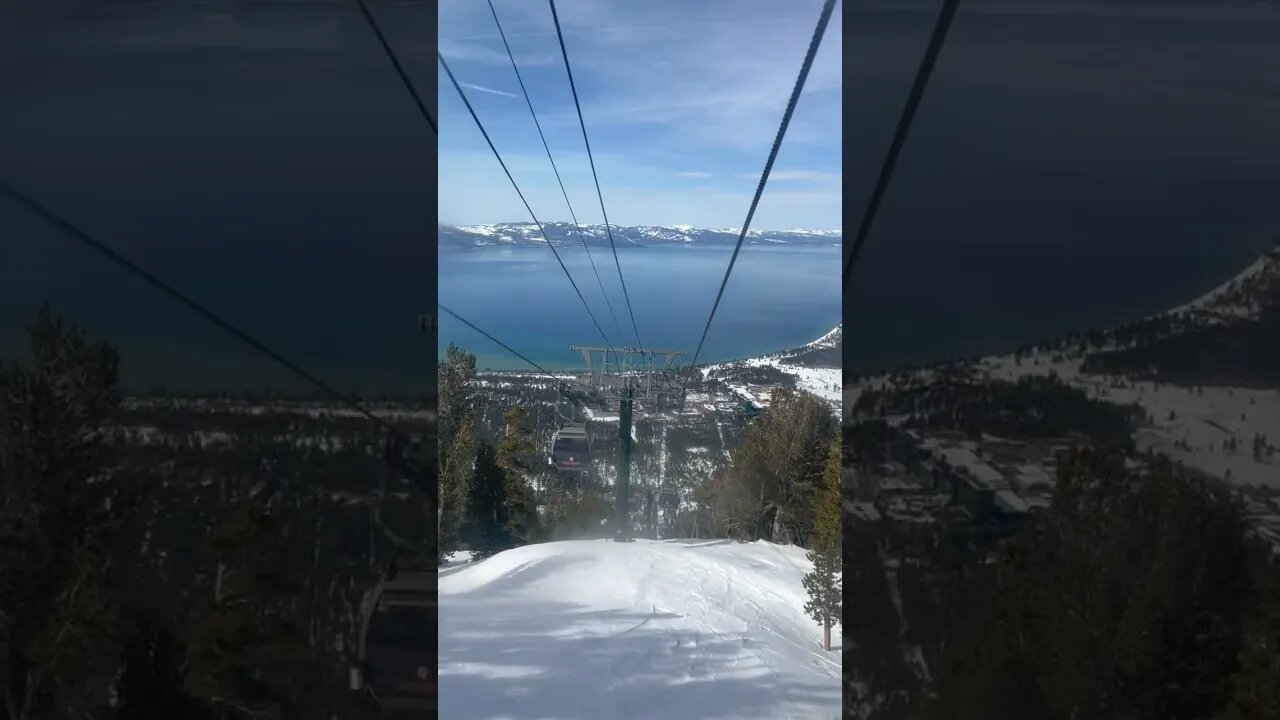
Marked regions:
[702,388,838,545]
[840,441,1280,720]
[438,345,552,559]
[1,308,394,719]
[853,374,1144,450]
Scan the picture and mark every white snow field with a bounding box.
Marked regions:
[977,353,1280,488]
[704,325,843,413]
[847,247,1280,488]
[439,538,842,720]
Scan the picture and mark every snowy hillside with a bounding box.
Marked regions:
[848,243,1280,488]
[706,325,842,413]
[977,353,1280,487]
[438,539,841,720]
[439,222,842,249]
[1168,245,1280,324]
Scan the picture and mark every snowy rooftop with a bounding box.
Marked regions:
[1014,464,1055,489]
[994,489,1032,514]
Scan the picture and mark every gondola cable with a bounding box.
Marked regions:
[440,304,558,377]
[354,0,438,135]
[439,304,583,419]
[842,0,961,287]
[678,0,837,407]
[0,178,406,442]
[548,0,645,351]
[441,304,592,474]
[488,0,628,348]
[439,53,618,355]
[330,9,446,701]
[0,183,441,706]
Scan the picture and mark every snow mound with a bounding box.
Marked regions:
[439,538,841,720]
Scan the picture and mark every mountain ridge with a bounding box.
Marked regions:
[439,222,842,249]
[846,240,1280,487]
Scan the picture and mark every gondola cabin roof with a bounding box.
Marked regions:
[555,424,588,438]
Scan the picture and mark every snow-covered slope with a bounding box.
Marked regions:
[976,353,1280,488]
[847,244,1280,488]
[1167,246,1280,323]
[440,223,842,249]
[705,325,843,413]
[439,539,841,720]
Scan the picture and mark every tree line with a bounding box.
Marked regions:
[854,374,1144,450]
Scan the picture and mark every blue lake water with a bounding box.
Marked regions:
[438,245,842,370]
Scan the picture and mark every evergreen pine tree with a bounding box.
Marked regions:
[0,306,123,720]
[185,505,306,719]
[438,344,477,468]
[438,345,478,562]
[708,388,833,543]
[439,411,476,562]
[495,407,540,547]
[803,440,842,651]
[1225,573,1280,720]
[466,442,507,557]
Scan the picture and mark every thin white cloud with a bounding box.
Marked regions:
[735,170,839,184]
[460,81,520,99]
[438,0,842,227]
[438,37,559,68]
[441,0,841,152]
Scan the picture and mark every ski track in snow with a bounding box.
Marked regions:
[438,539,841,720]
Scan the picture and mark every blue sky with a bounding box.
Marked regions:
[437,0,842,231]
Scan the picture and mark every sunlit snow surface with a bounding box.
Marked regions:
[979,353,1280,488]
[439,539,842,720]
[703,325,843,412]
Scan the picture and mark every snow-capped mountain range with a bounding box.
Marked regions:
[439,222,842,249]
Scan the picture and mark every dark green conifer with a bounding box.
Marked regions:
[803,440,842,651]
